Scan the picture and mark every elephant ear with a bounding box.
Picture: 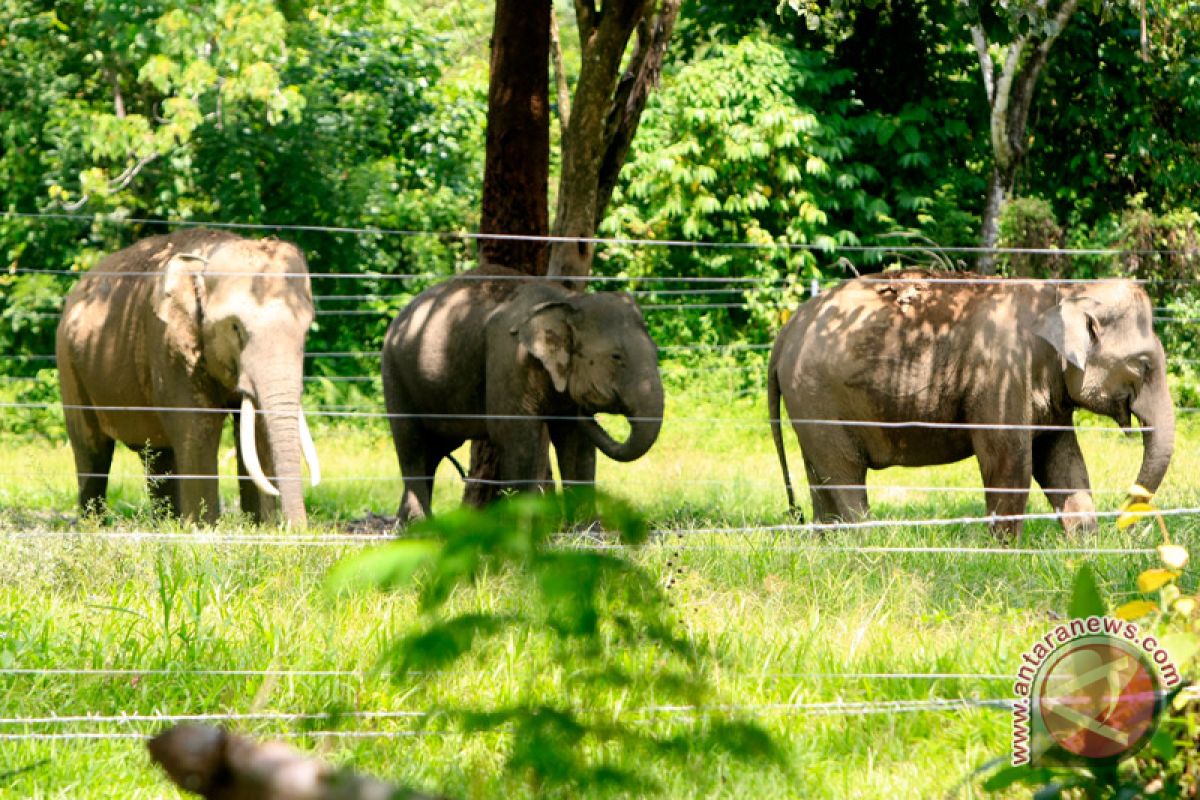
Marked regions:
[1036,297,1099,370]
[154,252,208,374]
[514,301,576,393]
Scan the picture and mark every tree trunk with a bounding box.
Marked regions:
[148,724,445,800]
[477,0,551,275]
[548,0,681,279]
[968,0,1080,275]
[467,0,680,505]
[465,0,553,508]
[977,167,1014,275]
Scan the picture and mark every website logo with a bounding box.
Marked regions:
[1011,616,1178,766]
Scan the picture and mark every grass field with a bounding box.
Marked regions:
[1,372,1198,798]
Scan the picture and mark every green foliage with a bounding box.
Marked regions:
[0,0,483,369]
[327,492,782,795]
[601,37,863,345]
[3,0,1199,366]
[984,537,1200,797]
[1068,562,1106,620]
[998,197,1065,277]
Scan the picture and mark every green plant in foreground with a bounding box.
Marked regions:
[326,491,783,796]
[982,498,1200,798]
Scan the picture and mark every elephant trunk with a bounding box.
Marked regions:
[243,356,310,528]
[261,394,307,527]
[580,373,664,463]
[1130,360,1176,495]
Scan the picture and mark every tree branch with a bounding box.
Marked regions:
[969,23,995,105]
[594,0,680,228]
[148,723,445,800]
[574,0,597,43]
[104,63,126,119]
[1008,0,1081,161]
[549,0,666,278]
[550,3,571,140]
[109,151,160,192]
[990,33,1027,170]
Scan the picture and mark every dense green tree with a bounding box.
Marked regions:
[0,1,484,370]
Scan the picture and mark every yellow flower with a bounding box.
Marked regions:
[1117,502,1156,530]
[1137,568,1179,593]
[1174,597,1197,617]
[1159,544,1190,570]
[1128,484,1155,502]
[1115,600,1159,621]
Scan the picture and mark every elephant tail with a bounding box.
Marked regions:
[767,360,800,518]
[446,453,468,480]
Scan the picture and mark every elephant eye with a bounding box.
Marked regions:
[611,351,625,364]
[230,318,247,346]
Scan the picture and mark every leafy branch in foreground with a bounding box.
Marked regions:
[981,500,1200,797]
[327,491,783,796]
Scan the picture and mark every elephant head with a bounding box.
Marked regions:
[1037,281,1175,494]
[516,291,664,462]
[155,237,320,525]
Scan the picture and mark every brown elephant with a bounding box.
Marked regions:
[767,270,1175,539]
[56,229,321,526]
[381,266,664,523]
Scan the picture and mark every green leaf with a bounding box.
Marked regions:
[324,540,440,596]
[1159,632,1200,666]
[982,765,1057,791]
[1069,564,1106,619]
[1150,726,1177,760]
[385,613,510,672]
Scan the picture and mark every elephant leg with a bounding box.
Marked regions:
[461,439,501,509]
[491,421,550,495]
[393,425,454,524]
[140,446,180,517]
[798,426,868,525]
[1033,431,1096,533]
[72,434,115,517]
[62,389,115,515]
[164,414,224,525]
[803,454,868,525]
[550,420,597,524]
[972,431,1034,542]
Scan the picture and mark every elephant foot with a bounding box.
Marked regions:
[988,520,1022,547]
[1059,492,1097,536]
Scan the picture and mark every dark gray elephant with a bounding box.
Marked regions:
[56,229,321,526]
[381,266,664,523]
[768,270,1175,540]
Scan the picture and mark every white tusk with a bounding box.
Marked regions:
[240,396,281,497]
[297,409,321,487]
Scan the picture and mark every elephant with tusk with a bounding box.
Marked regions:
[55,229,321,527]
[381,265,665,524]
[768,270,1176,541]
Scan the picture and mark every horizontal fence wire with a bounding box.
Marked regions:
[0,525,1174,552]
[0,697,1014,742]
[5,307,1198,323]
[0,667,1012,681]
[5,209,1200,259]
[0,472,1142,495]
[0,401,1180,429]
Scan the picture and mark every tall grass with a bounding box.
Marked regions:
[0,370,1197,798]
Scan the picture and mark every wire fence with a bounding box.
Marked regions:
[0,525,1176,552]
[4,209,1200,259]
[0,701,1011,742]
[0,666,1012,681]
[2,209,1196,749]
[0,400,1185,429]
